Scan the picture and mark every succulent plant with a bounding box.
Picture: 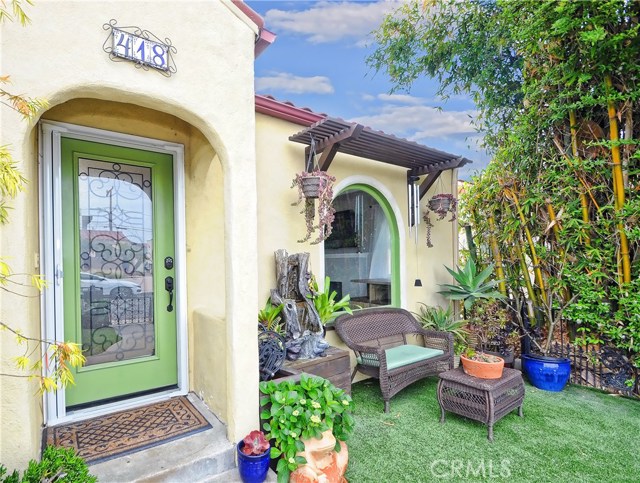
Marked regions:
[241,430,270,456]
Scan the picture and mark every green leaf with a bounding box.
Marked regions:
[270,447,281,459]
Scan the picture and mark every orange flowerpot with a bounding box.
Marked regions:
[460,354,504,379]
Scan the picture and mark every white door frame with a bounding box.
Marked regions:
[39,120,188,425]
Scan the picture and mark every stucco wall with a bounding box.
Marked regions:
[255,111,458,385]
[255,113,457,317]
[1,0,259,468]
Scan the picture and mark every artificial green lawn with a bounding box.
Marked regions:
[344,378,640,482]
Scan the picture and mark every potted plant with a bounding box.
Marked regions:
[259,374,354,483]
[517,287,574,391]
[520,352,571,391]
[437,259,507,379]
[423,193,457,247]
[413,303,468,367]
[291,170,336,245]
[458,349,505,379]
[237,430,271,483]
[467,299,518,364]
[428,193,457,214]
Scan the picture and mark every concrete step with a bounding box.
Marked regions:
[201,467,278,482]
[90,394,236,483]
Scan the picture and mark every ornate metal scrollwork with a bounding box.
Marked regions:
[79,159,155,365]
[258,328,287,381]
[102,19,177,77]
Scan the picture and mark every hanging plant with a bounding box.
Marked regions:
[291,169,336,245]
[423,193,457,247]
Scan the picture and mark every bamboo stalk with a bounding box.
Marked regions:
[487,215,507,296]
[579,195,591,247]
[465,224,478,264]
[513,234,538,318]
[503,202,538,310]
[546,200,573,303]
[605,76,626,210]
[569,109,592,246]
[605,75,631,284]
[545,201,565,259]
[504,188,548,304]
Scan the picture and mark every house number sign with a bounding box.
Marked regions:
[103,20,177,77]
[113,29,169,70]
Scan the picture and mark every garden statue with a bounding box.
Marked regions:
[270,249,329,360]
[289,430,348,483]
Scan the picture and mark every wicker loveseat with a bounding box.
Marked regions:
[335,308,454,412]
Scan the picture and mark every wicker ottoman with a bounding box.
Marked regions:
[437,367,525,441]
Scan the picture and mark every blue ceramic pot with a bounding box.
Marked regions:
[521,354,571,391]
[237,441,271,483]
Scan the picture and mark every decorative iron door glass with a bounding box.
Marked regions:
[78,159,154,366]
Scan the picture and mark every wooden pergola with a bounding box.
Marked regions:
[289,117,472,201]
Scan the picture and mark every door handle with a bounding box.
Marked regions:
[165,276,174,312]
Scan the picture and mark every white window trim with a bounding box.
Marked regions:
[39,120,188,425]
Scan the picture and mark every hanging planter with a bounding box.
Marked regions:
[428,194,453,212]
[423,193,457,247]
[300,174,322,199]
[291,170,336,244]
[291,136,336,245]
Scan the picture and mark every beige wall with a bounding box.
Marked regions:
[1,0,259,468]
[255,113,457,319]
[255,112,458,381]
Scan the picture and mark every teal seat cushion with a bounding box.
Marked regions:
[385,345,444,370]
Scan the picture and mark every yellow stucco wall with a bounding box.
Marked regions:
[1,0,259,469]
[255,111,459,388]
[255,112,458,321]
[255,112,459,375]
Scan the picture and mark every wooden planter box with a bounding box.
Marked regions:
[282,346,351,395]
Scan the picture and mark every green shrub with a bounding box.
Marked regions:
[0,446,96,483]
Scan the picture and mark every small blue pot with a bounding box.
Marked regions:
[237,441,271,483]
[521,354,571,392]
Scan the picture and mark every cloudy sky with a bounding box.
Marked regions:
[247,0,490,180]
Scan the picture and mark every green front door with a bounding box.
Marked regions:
[61,138,177,408]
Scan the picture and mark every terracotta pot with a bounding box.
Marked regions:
[301,176,321,198]
[460,354,504,379]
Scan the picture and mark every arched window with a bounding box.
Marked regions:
[324,184,399,308]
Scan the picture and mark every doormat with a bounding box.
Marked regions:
[44,396,211,465]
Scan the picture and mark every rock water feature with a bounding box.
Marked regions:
[270,249,329,360]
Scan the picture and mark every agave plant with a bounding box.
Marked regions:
[437,258,505,313]
[413,303,468,347]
